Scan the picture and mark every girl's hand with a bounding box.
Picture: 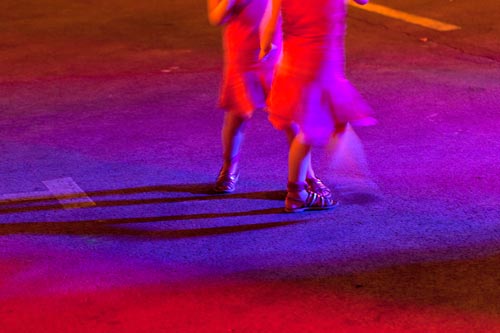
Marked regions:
[258,48,269,61]
[260,0,281,60]
[207,0,237,26]
[259,43,277,62]
[259,43,275,61]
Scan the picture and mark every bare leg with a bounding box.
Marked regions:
[288,133,312,201]
[214,111,249,193]
[284,128,336,212]
[221,111,248,174]
[284,124,315,180]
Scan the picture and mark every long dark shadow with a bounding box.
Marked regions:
[0,184,216,205]
[0,207,306,238]
[0,184,286,214]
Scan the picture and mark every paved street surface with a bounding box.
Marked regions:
[1,0,499,331]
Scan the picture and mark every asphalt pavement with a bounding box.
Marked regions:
[0,0,499,331]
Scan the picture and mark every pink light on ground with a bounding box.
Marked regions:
[2,278,500,332]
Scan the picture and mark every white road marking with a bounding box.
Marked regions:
[349,1,461,31]
[0,177,95,209]
[43,177,95,209]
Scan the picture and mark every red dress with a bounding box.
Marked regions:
[268,0,376,144]
[219,0,281,117]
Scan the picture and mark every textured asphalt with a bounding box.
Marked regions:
[0,0,499,332]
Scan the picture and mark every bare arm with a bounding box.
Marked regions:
[259,0,281,60]
[207,0,236,26]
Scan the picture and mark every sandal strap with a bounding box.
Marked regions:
[217,170,239,182]
[306,177,332,198]
[305,190,330,208]
[214,169,239,193]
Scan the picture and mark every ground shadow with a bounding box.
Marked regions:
[0,183,286,214]
[0,207,310,239]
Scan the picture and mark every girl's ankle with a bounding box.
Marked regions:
[287,181,307,192]
[287,182,308,200]
[221,161,239,175]
[222,155,240,174]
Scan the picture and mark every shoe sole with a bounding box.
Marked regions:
[213,187,235,194]
[284,201,339,213]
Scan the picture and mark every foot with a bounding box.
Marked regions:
[214,169,239,193]
[306,177,332,199]
[285,182,338,213]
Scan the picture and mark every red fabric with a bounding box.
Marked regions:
[268,0,376,144]
[219,0,281,116]
[219,63,274,117]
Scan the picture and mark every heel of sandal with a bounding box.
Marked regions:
[285,182,338,213]
[214,169,239,193]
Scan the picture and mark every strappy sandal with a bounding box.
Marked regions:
[285,182,338,213]
[214,169,239,193]
[306,177,332,199]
